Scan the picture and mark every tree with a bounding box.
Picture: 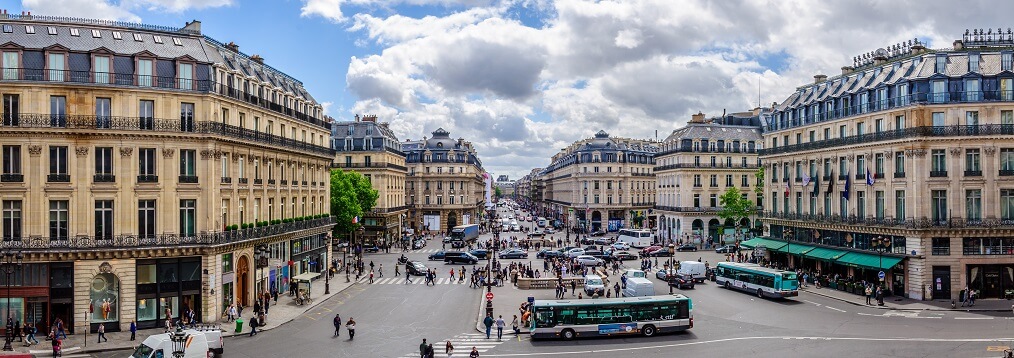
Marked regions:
[494,186,503,199]
[330,169,379,235]
[718,187,754,242]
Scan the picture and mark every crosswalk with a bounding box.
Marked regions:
[394,332,512,358]
[356,276,484,285]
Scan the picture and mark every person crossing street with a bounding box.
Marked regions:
[333,314,342,337]
[482,314,494,339]
[495,315,505,341]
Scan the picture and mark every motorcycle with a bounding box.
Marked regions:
[397,256,409,264]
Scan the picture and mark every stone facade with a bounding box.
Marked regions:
[403,128,487,235]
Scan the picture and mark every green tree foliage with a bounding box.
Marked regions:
[330,169,379,234]
[494,186,503,198]
[718,187,754,237]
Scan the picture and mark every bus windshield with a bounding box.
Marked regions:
[781,273,799,291]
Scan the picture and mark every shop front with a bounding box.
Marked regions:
[135,258,202,329]
[0,263,57,335]
[966,264,1014,299]
[292,233,329,277]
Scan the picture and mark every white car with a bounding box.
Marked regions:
[575,255,604,267]
[565,248,586,258]
[611,242,631,250]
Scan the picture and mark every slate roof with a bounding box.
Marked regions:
[664,123,762,143]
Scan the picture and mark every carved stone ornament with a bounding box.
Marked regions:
[830,157,838,163]
[119,147,133,157]
[985,146,997,157]
[75,146,89,157]
[949,147,963,157]
[213,150,223,159]
[847,154,856,163]
[200,149,213,160]
[98,262,113,273]
[162,148,175,158]
[27,145,42,156]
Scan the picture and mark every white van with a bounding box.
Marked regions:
[622,277,655,297]
[130,328,223,358]
[583,275,606,296]
[678,261,707,283]
[615,229,653,248]
[622,269,647,279]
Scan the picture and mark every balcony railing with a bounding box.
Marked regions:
[93,174,115,183]
[47,174,70,182]
[631,172,655,177]
[221,177,232,184]
[654,205,724,213]
[893,172,906,179]
[268,179,276,185]
[1,174,23,182]
[874,173,884,179]
[964,170,982,177]
[281,180,288,185]
[179,175,198,184]
[0,216,336,252]
[761,124,1014,156]
[0,114,334,157]
[1000,170,1014,176]
[137,174,158,183]
[302,181,308,186]
[838,174,848,180]
[929,170,948,178]
[239,178,249,184]
[760,211,1014,230]
[254,178,263,185]
[654,163,759,171]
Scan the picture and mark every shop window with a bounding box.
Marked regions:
[89,273,119,324]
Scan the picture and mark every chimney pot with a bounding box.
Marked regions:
[814,74,828,84]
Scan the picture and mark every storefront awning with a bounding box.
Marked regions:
[776,243,816,255]
[835,252,903,270]
[802,247,848,262]
[291,272,321,282]
[740,237,787,250]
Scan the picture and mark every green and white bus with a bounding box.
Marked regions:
[529,295,693,340]
[714,262,799,298]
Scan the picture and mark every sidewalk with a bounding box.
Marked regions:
[801,285,1014,312]
[20,271,358,356]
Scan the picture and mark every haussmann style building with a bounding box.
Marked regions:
[0,15,336,333]
[403,128,487,235]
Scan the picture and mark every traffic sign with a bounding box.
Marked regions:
[486,292,494,300]
[878,271,885,280]
[527,296,535,303]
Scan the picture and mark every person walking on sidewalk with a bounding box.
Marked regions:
[248,316,258,337]
[333,314,342,337]
[419,339,428,358]
[97,323,108,343]
[405,265,414,284]
[129,320,137,341]
[379,264,384,278]
[346,317,356,340]
[25,323,38,346]
[55,318,67,339]
[395,264,401,277]
[369,270,375,284]
[228,304,237,322]
[511,315,520,335]
[445,340,454,358]
[482,314,494,339]
[865,285,873,305]
[495,315,505,341]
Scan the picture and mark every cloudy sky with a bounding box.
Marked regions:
[11,0,1006,178]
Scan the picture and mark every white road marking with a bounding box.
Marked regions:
[803,300,822,306]
[954,317,994,320]
[480,336,1014,357]
[825,306,846,313]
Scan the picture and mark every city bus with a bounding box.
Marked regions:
[615,229,653,248]
[713,262,799,298]
[529,295,693,340]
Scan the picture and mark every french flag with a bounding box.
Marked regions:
[352,216,359,224]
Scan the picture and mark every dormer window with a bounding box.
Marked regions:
[366,125,373,136]
[178,62,194,90]
[25,26,34,34]
[112,31,121,40]
[935,55,947,73]
[172,38,182,46]
[70,28,79,37]
[346,126,353,136]
[47,27,56,35]
[969,53,980,72]
[343,137,352,151]
[133,33,143,42]
[91,29,101,38]
[1004,53,1013,71]
[153,35,163,44]
[1,25,11,33]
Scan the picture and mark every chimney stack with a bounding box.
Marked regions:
[250,54,264,64]
[814,74,828,84]
[690,112,706,123]
[225,42,239,52]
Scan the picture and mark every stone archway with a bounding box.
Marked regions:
[446,211,458,233]
[708,218,721,243]
[591,211,603,231]
[691,219,704,243]
[237,255,251,307]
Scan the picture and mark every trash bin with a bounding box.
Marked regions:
[235,319,244,333]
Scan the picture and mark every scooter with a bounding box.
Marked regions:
[397,255,409,264]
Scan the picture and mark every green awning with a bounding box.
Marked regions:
[740,237,787,250]
[802,247,848,262]
[836,252,903,270]
[776,243,815,255]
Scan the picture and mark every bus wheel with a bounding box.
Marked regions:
[561,329,576,340]
[756,289,763,298]
[642,325,657,337]
[724,281,731,289]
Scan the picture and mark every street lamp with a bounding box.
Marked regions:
[1,249,23,352]
[782,228,794,269]
[325,234,332,294]
[255,245,268,300]
[871,235,892,303]
[169,326,188,358]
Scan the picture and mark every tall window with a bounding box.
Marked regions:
[931,80,946,103]
[137,59,153,86]
[895,115,905,130]
[139,148,156,182]
[856,156,866,176]
[95,97,111,128]
[931,149,946,174]
[1004,110,1014,125]
[895,190,906,220]
[874,153,884,175]
[856,191,866,218]
[95,200,113,239]
[178,63,193,90]
[180,103,194,132]
[139,100,154,130]
[1,52,17,80]
[180,150,196,178]
[1002,149,1014,173]
[48,146,68,180]
[180,199,196,237]
[138,200,156,238]
[1001,189,1014,221]
[931,190,947,223]
[2,145,20,178]
[49,200,69,240]
[875,191,884,220]
[966,79,980,101]
[932,111,945,126]
[2,200,21,240]
[94,147,113,180]
[94,56,110,84]
[3,94,19,126]
[47,53,65,81]
[965,149,981,175]
[824,193,831,217]
[894,151,905,176]
[966,189,982,222]
[966,111,979,126]
[50,96,66,127]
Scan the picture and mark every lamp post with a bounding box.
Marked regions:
[1,249,23,352]
[325,234,332,294]
[782,228,794,269]
[255,245,268,301]
[871,235,891,290]
[169,326,188,358]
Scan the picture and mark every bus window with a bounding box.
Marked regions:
[535,309,555,327]
[558,309,575,325]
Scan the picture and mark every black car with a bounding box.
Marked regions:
[580,237,596,245]
[715,245,737,253]
[649,249,673,257]
[611,251,637,261]
[667,273,695,289]
[590,230,606,237]
[406,261,428,276]
[470,249,489,259]
[444,252,479,265]
[536,249,564,259]
[450,239,466,249]
[584,250,608,260]
[676,243,698,252]
[428,250,447,261]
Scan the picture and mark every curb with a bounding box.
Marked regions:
[802,289,1012,312]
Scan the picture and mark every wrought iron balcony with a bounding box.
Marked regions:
[221,177,232,184]
[93,174,115,183]
[874,173,884,179]
[761,124,1014,156]
[137,174,158,183]
[254,178,263,185]
[179,175,198,184]
[1000,169,1014,176]
[794,177,802,183]
[302,181,308,186]
[238,178,249,184]
[838,174,848,180]
[268,179,276,185]
[929,170,948,177]
[1,173,23,182]
[964,170,982,177]
[893,172,906,179]
[47,174,70,182]
[280,180,288,185]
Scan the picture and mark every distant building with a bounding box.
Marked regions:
[403,128,487,234]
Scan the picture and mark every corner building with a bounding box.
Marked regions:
[0,16,335,333]
[331,114,408,246]
[759,33,1014,300]
[403,128,486,235]
[654,110,765,245]
[540,130,658,233]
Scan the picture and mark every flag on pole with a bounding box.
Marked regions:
[842,169,851,201]
[802,171,811,187]
[784,183,790,197]
[811,170,820,197]
[826,169,834,194]
[352,216,359,224]
[866,167,875,186]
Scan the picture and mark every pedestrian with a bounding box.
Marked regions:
[25,323,38,345]
[470,346,480,358]
[129,320,137,341]
[482,313,494,339]
[406,265,414,284]
[248,315,258,336]
[13,319,20,342]
[56,318,67,339]
[97,323,107,343]
[346,317,356,340]
[379,264,384,278]
[495,315,505,341]
[865,285,873,305]
[396,264,401,276]
[968,289,977,306]
[333,314,342,337]
[426,343,435,358]
[164,317,172,333]
[511,315,520,334]
[445,340,454,358]
[369,270,375,284]
[419,339,428,358]
[570,280,576,297]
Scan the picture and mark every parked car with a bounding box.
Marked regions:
[498,248,528,259]
[580,237,596,245]
[575,255,604,266]
[428,250,447,261]
[676,243,698,252]
[594,237,614,245]
[444,252,479,265]
[407,261,428,276]
[667,273,696,289]
[364,245,380,253]
[536,249,565,259]
[528,231,546,237]
[611,242,631,251]
[590,230,606,237]
[469,249,489,259]
[611,251,638,261]
[565,248,586,258]
[655,268,679,281]
[715,245,737,253]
